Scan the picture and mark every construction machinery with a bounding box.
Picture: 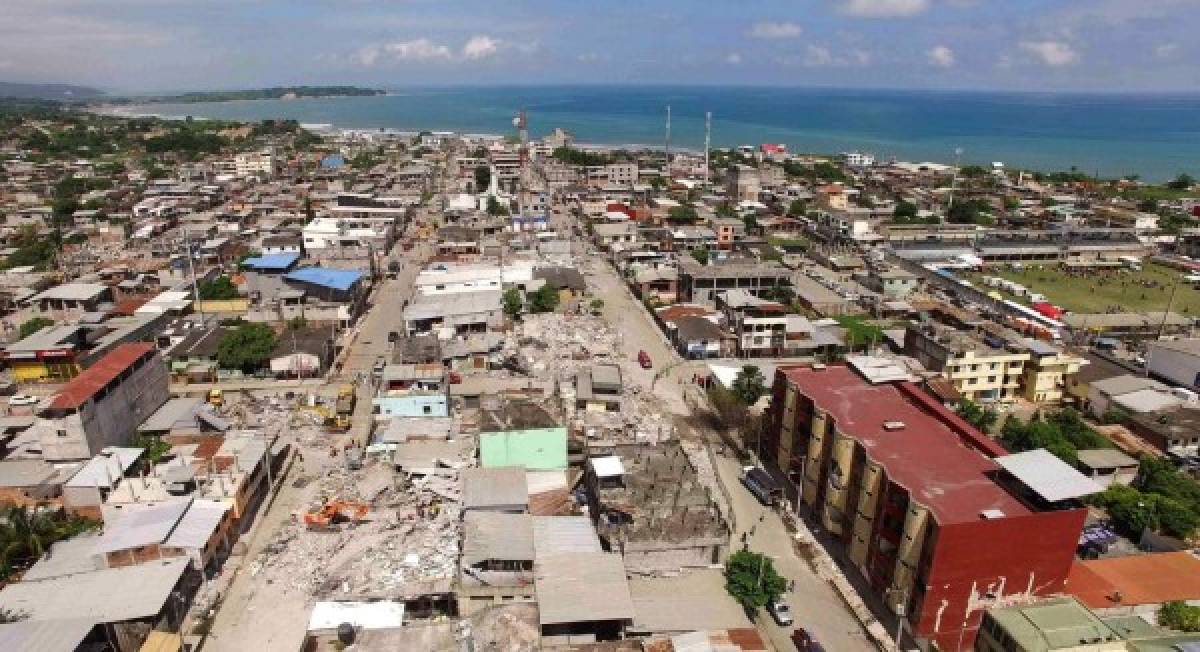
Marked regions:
[207,388,224,407]
[335,384,356,415]
[303,499,368,530]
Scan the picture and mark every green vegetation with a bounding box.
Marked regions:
[18,317,54,339]
[963,263,1200,315]
[217,323,277,372]
[112,86,384,105]
[1000,409,1109,466]
[668,204,699,223]
[527,285,560,314]
[1,226,60,270]
[955,398,999,432]
[767,235,810,253]
[1166,173,1196,190]
[1160,601,1200,632]
[946,198,995,225]
[131,433,172,464]
[724,550,788,610]
[589,298,605,315]
[731,366,767,406]
[834,316,885,350]
[474,165,491,191]
[552,146,610,167]
[486,196,510,216]
[1093,457,1200,539]
[892,200,939,225]
[0,506,99,582]
[198,275,239,300]
[502,288,524,319]
[690,248,710,265]
[786,199,807,216]
[762,285,795,305]
[144,128,225,155]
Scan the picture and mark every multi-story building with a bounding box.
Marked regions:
[763,362,1093,650]
[726,164,761,202]
[677,258,792,306]
[716,290,788,357]
[1021,341,1086,403]
[904,324,1030,403]
[605,163,638,185]
[34,343,171,461]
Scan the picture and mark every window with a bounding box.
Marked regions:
[422,405,432,415]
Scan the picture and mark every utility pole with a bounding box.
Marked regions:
[948,147,964,210]
[665,105,672,180]
[704,111,712,188]
[183,227,205,322]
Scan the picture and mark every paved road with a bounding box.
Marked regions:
[714,452,876,652]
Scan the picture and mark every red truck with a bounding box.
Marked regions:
[637,350,652,369]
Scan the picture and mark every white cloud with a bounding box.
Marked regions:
[1154,43,1179,59]
[839,0,930,18]
[804,45,834,67]
[1019,40,1080,67]
[577,52,600,62]
[725,52,743,64]
[462,34,499,60]
[748,21,803,39]
[927,45,956,67]
[353,35,506,66]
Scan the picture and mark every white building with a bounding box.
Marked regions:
[414,262,535,296]
[234,150,277,178]
[302,217,394,250]
[842,151,875,167]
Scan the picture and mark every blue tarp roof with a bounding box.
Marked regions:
[243,253,301,271]
[285,267,365,291]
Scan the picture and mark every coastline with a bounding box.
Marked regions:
[85,87,1200,181]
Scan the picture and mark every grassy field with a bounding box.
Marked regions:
[963,262,1200,315]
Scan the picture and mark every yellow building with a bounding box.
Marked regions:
[1022,342,1085,404]
[904,324,1029,403]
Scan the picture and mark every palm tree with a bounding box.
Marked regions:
[0,506,96,580]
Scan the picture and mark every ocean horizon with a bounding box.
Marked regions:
[117,85,1200,182]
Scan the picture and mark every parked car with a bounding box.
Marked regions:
[768,599,794,626]
[8,394,38,407]
[637,350,652,369]
[791,627,824,651]
[742,466,783,506]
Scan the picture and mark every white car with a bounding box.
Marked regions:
[768,599,794,626]
[8,394,38,407]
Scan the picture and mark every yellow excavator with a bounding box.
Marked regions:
[207,388,223,407]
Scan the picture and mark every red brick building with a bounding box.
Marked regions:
[763,363,1091,650]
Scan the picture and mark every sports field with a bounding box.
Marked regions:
[963,262,1200,315]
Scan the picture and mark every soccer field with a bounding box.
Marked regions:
[964,263,1200,315]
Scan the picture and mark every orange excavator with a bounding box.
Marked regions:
[303,499,369,530]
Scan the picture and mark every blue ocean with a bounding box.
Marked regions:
[127,86,1200,181]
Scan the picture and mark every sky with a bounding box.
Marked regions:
[2,0,1198,93]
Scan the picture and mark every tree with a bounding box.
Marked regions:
[724,549,788,610]
[198,275,239,300]
[668,204,699,223]
[216,323,277,372]
[18,317,54,339]
[731,366,767,406]
[474,165,491,192]
[762,285,795,305]
[959,164,989,179]
[834,316,884,351]
[787,199,807,216]
[894,201,918,220]
[691,248,710,265]
[946,200,988,225]
[589,298,605,315]
[1166,174,1196,190]
[716,203,737,218]
[486,196,509,216]
[131,433,171,464]
[0,506,97,581]
[955,398,999,432]
[502,288,524,319]
[528,285,560,314]
[1160,602,1200,632]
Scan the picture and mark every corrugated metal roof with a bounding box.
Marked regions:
[535,552,634,625]
[285,267,364,291]
[0,618,94,652]
[0,558,189,623]
[462,512,534,566]
[995,449,1103,503]
[94,499,191,554]
[461,466,527,510]
[163,499,227,549]
[531,516,601,557]
[47,343,156,410]
[242,252,300,271]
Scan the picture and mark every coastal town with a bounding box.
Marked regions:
[0,101,1199,652]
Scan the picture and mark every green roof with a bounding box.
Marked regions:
[479,427,567,471]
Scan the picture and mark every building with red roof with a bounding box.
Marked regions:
[36,343,170,461]
[763,362,1091,650]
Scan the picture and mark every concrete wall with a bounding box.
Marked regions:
[373,394,449,418]
[38,353,170,461]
